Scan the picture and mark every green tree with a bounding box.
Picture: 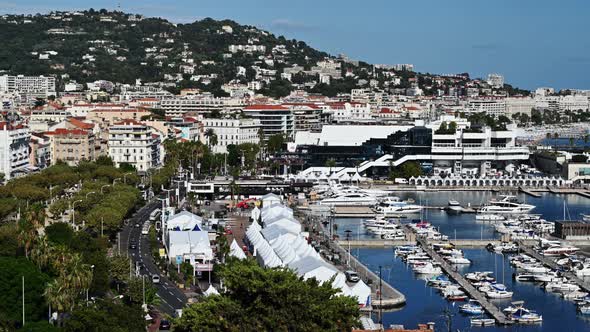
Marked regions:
[0,257,50,328]
[126,276,160,306]
[267,134,285,154]
[45,222,74,247]
[173,258,360,332]
[63,299,145,332]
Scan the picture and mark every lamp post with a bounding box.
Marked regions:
[86,265,95,305]
[86,191,96,199]
[113,178,121,186]
[345,229,352,266]
[378,265,383,327]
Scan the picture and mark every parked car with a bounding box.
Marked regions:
[345,270,360,283]
[129,241,137,250]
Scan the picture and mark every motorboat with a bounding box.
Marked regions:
[563,291,588,301]
[382,232,406,240]
[369,223,401,236]
[478,195,535,215]
[545,280,580,293]
[514,273,537,282]
[427,275,451,288]
[581,214,590,222]
[521,264,551,275]
[511,308,542,323]
[486,289,513,299]
[447,200,464,214]
[465,272,496,283]
[503,301,528,314]
[486,242,519,254]
[459,300,484,315]
[414,262,442,275]
[578,302,590,314]
[574,263,590,277]
[476,214,506,222]
[470,318,495,326]
[319,193,377,206]
[533,271,560,283]
[542,246,580,257]
[447,256,471,265]
[380,203,423,216]
[394,245,419,256]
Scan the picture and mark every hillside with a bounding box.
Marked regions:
[0,10,327,86]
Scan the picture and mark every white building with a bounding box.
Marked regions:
[487,73,504,88]
[107,119,161,172]
[0,122,30,180]
[466,97,507,117]
[243,105,295,140]
[0,75,56,102]
[506,97,535,116]
[202,118,260,153]
[165,211,214,270]
[325,102,372,123]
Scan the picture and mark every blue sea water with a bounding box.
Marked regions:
[334,192,589,240]
[345,191,590,331]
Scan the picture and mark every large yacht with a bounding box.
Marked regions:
[478,195,535,215]
[319,192,377,206]
[376,197,422,215]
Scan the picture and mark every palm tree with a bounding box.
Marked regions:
[325,158,336,175]
[204,129,216,149]
[30,235,51,269]
[17,218,36,258]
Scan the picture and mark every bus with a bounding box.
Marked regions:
[149,209,161,222]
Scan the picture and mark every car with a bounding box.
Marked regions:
[159,319,171,329]
[345,270,360,283]
[159,319,171,330]
[225,229,233,235]
[135,222,140,228]
[152,275,160,284]
[129,241,137,250]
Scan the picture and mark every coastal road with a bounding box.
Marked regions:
[119,180,188,315]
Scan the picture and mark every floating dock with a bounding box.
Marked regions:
[519,187,543,198]
[332,206,376,217]
[416,237,513,325]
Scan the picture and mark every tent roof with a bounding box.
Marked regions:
[229,239,247,260]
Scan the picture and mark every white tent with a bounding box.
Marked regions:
[166,211,204,231]
[261,224,299,243]
[288,256,338,283]
[271,235,298,264]
[204,285,220,297]
[167,231,213,262]
[250,206,261,222]
[261,204,293,220]
[351,281,372,307]
[261,193,282,207]
[229,239,247,260]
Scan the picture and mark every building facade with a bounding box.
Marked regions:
[108,119,161,172]
[202,118,260,153]
[243,105,294,140]
[0,122,31,180]
[45,128,96,166]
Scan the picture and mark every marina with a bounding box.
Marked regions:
[309,184,590,330]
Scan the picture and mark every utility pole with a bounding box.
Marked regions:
[378,265,382,327]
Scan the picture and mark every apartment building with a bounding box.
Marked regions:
[0,75,56,102]
[0,122,31,179]
[466,97,507,117]
[202,118,260,153]
[505,97,535,116]
[325,102,372,123]
[44,128,96,166]
[108,119,161,172]
[87,108,151,127]
[161,95,245,117]
[242,105,294,140]
[29,133,51,170]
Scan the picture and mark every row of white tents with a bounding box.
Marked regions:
[241,202,371,307]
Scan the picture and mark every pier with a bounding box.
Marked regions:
[519,187,543,198]
[517,241,590,293]
[416,237,514,325]
[332,206,376,217]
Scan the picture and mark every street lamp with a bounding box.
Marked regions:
[113,178,121,186]
[345,229,352,266]
[124,172,132,184]
[86,191,97,199]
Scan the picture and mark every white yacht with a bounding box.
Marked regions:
[478,195,535,215]
[414,262,442,274]
[542,245,579,257]
[319,192,377,206]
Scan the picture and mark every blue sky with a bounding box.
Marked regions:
[3,0,590,90]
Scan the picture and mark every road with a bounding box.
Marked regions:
[120,179,189,316]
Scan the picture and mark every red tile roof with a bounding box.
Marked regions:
[44,128,89,136]
[244,104,289,111]
[68,118,94,129]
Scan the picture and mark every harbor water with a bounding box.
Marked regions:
[342,191,590,331]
